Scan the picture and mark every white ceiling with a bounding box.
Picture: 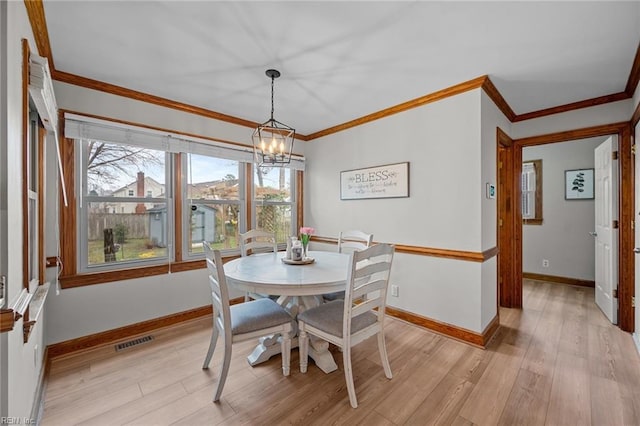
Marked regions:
[43,1,640,136]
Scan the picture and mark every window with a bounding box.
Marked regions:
[25,107,42,293]
[61,113,305,286]
[522,160,542,225]
[254,167,296,243]
[183,154,244,257]
[79,140,170,271]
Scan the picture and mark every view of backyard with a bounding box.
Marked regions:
[83,146,293,267]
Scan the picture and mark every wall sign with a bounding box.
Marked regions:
[340,162,409,200]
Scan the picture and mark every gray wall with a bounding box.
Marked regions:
[522,136,607,281]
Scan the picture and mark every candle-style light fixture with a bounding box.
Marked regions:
[252,69,295,167]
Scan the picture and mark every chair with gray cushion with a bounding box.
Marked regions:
[299,243,395,408]
[201,241,294,402]
[323,230,374,302]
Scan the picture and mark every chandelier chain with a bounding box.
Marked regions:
[270,75,275,120]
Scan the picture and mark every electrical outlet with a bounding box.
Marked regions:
[391,285,399,297]
[542,259,549,268]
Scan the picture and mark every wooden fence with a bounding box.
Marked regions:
[88,213,150,241]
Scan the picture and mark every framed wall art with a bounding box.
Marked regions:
[564,168,594,200]
[340,162,409,200]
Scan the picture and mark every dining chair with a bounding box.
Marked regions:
[298,243,395,408]
[239,229,278,301]
[201,241,294,402]
[239,229,278,256]
[323,230,374,302]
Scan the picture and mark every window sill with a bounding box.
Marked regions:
[24,282,50,343]
[59,255,242,289]
[523,218,543,225]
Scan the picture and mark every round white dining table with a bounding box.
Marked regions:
[224,250,350,373]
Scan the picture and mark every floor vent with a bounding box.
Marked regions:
[115,335,154,352]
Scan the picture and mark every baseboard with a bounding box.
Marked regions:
[45,299,242,359]
[45,297,499,361]
[523,272,595,288]
[385,306,499,349]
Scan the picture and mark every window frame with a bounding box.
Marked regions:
[181,153,246,260]
[252,165,297,246]
[58,112,304,288]
[522,159,543,225]
[19,39,47,342]
[76,140,173,273]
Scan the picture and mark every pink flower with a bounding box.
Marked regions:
[299,227,315,235]
[299,227,315,246]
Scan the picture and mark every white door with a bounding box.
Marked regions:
[595,135,618,324]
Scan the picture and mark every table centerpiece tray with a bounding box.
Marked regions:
[281,257,315,265]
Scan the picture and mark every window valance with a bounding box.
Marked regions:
[64,113,305,170]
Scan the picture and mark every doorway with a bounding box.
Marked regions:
[498,123,635,332]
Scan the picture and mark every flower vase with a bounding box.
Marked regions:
[302,242,309,259]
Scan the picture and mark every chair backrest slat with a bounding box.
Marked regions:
[239,229,278,256]
[352,278,387,299]
[354,261,392,279]
[338,230,373,254]
[351,298,383,317]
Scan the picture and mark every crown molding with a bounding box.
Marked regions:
[625,42,640,96]
[305,76,488,140]
[52,70,263,132]
[513,92,630,122]
[23,0,54,69]
[481,77,516,121]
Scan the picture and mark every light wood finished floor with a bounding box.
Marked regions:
[40,280,640,425]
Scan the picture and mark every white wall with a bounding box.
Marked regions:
[480,91,511,327]
[46,269,211,344]
[305,89,496,333]
[522,137,606,281]
[306,90,483,250]
[2,2,48,421]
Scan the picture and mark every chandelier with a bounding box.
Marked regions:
[252,69,295,167]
